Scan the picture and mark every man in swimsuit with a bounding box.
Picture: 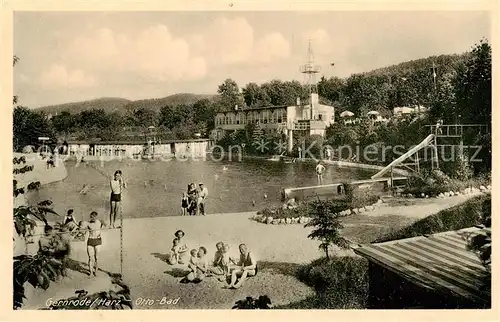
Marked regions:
[38,225,56,256]
[228,243,257,289]
[81,211,105,277]
[110,170,126,228]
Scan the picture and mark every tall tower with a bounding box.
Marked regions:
[299,40,321,119]
[299,39,321,97]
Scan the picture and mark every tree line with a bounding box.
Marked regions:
[13,39,491,165]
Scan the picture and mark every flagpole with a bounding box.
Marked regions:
[432,62,437,92]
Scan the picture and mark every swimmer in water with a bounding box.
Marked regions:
[80,184,91,195]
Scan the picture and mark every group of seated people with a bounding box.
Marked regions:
[37,224,72,276]
[36,209,86,274]
[168,230,257,289]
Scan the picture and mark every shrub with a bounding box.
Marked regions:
[430,169,451,185]
[297,256,369,309]
[42,274,132,310]
[345,184,380,208]
[257,204,306,219]
[232,295,272,309]
[14,254,65,309]
[403,168,491,197]
[467,197,491,267]
[374,194,489,243]
[304,199,350,258]
[259,185,380,222]
[450,151,474,181]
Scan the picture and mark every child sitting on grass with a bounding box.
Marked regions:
[184,247,209,284]
[180,249,201,284]
[217,244,236,282]
[187,248,199,272]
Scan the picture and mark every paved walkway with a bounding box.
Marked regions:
[21,192,485,309]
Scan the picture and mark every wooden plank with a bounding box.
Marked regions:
[383,244,488,296]
[400,242,484,283]
[418,239,486,270]
[373,245,487,303]
[405,241,487,278]
[355,246,480,301]
[427,236,484,263]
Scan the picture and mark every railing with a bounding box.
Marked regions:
[294,121,311,130]
[426,124,490,138]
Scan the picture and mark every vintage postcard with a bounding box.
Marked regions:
[2,0,498,321]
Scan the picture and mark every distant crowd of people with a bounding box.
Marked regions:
[167,230,257,289]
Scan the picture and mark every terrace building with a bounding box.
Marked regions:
[213,93,335,149]
[393,105,428,117]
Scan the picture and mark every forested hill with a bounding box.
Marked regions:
[37,97,131,116]
[122,93,214,114]
[364,53,468,77]
[36,93,214,115]
[318,52,471,117]
[35,51,471,118]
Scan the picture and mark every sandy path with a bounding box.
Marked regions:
[21,192,485,309]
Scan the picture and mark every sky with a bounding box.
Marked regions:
[13,11,490,108]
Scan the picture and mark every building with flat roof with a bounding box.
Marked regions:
[213,92,335,146]
[213,41,335,151]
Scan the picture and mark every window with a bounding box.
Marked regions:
[318,114,323,121]
[236,113,240,125]
[277,109,283,123]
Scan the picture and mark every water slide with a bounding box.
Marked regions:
[371,134,435,179]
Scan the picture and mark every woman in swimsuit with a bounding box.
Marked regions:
[168,230,189,264]
[81,211,106,277]
[187,183,198,216]
[110,170,126,228]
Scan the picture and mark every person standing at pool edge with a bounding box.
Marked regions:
[110,170,126,228]
[198,183,208,216]
[80,211,106,277]
[316,161,325,185]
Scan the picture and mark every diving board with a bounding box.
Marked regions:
[371,134,435,179]
[282,176,408,200]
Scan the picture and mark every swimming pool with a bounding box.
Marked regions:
[26,158,374,220]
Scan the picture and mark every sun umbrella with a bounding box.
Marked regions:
[367,111,380,116]
[340,110,354,118]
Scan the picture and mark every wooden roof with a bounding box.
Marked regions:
[66,138,212,145]
[353,227,491,306]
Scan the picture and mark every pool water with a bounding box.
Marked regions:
[26,158,374,220]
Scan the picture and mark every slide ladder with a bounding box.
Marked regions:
[371,134,435,179]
